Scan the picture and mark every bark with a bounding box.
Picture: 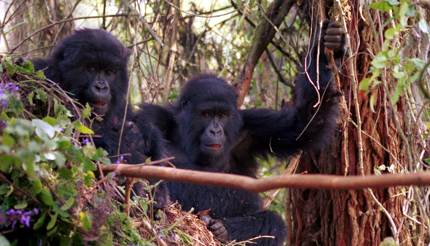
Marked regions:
[288,1,429,245]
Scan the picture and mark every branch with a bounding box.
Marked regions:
[10,14,136,53]
[101,164,430,192]
[236,0,295,107]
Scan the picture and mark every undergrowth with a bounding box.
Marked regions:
[0,58,211,246]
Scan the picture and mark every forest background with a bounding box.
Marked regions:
[0,0,429,245]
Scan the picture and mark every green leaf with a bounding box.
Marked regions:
[82,145,96,159]
[32,119,56,139]
[35,70,46,79]
[60,197,75,211]
[39,188,55,206]
[82,103,92,119]
[47,212,58,231]
[42,116,58,126]
[79,211,92,231]
[0,184,9,195]
[74,121,94,135]
[2,133,16,147]
[33,212,46,230]
[14,201,28,209]
[372,53,388,69]
[0,234,11,246]
[35,88,48,102]
[0,156,15,172]
[370,1,392,11]
[359,78,372,91]
[54,152,66,167]
[31,179,43,194]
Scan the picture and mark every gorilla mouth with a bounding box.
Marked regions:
[91,100,109,115]
[93,101,107,107]
[205,144,222,150]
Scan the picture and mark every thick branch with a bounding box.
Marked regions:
[101,164,430,192]
[236,0,295,106]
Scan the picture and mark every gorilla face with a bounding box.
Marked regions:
[61,63,117,116]
[175,75,242,169]
[197,106,230,157]
[37,29,131,118]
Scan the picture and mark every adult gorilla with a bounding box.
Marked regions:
[32,29,163,163]
[136,21,345,245]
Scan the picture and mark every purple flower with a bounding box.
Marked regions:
[5,208,39,228]
[115,155,125,164]
[82,138,90,145]
[0,80,19,110]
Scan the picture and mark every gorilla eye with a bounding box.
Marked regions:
[201,111,210,118]
[105,69,116,76]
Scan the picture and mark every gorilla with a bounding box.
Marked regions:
[32,29,163,163]
[135,21,345,245]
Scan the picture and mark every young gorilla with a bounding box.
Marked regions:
[32,29,163,163]
[135,21,345,245]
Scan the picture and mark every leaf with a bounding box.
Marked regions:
[419,19,430,34]
[370,1,392,11]
[0,184,9,195]
[14,201,28,209]
[60,197,75,211]
[31,179,43,194]
[372,53,388,69]
[370,89,378,113]
[44,152,56,160]
[32,119,56,139]
[79,211,92,231]
[47,212,58,231]
[359,78,372,91]
[39,188,55,206]
[0,235,11,246]
[0,155,15,172]
[54,152,66,167]
[82,104,92,119]
[74,121,94,135]
[33,212,46,230]
[82,145,96,159]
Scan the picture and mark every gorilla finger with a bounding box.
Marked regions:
[324,36,342,42]
[324,42,342,49]
[328,22,342,28]
[326,27,345,35]
[321,19,330,30]
[210,222,224,231]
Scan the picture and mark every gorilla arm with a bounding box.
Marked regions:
[235,21,344,160]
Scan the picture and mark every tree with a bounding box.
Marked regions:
[288,1,430,245]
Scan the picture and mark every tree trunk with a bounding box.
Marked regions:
[288,1,429,245]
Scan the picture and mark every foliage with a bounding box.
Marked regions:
[360,0,427,105]
[0,58,184,245]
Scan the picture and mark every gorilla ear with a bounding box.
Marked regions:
[123,48,132,59]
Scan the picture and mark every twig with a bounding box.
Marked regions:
[101,164,430,192]
[10,14,136,53]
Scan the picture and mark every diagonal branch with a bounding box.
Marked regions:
[236,0,295,107]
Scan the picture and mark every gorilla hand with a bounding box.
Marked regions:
[200,215,228,243]
[322,20,347,59]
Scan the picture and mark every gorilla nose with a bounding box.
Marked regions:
[92,80,110,96]
[210,127,223,136]
[94,80,108,91]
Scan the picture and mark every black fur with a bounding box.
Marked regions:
[32,29,163,163]
[135,20,344,245]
